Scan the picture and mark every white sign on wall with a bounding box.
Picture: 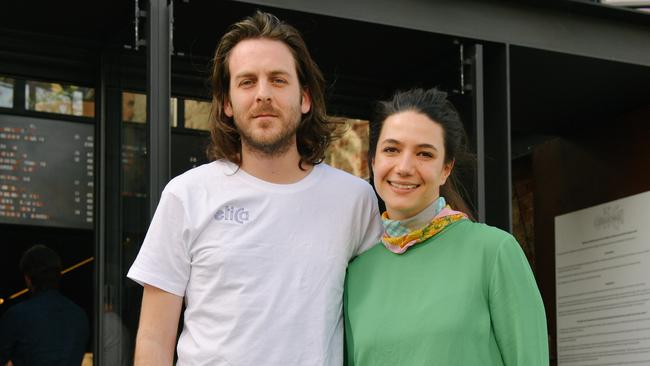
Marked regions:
[555,191,650,365]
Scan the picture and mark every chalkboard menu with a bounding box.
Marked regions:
[0,115,94,229]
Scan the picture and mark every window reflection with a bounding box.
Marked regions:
[122,92,147,123]
[324,119,370,180]
[184,99,211,131]
[25,81,95,117]
[0,76,14,108]
[121,92,178,127]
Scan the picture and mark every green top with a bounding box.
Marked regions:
[344,220,548,366]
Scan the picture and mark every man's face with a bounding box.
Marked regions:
[224,38,311,157]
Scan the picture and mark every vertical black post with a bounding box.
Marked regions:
[470,44,486,223]
[94,50,107,366]
[483,44,512,232]
[147,0,171,219]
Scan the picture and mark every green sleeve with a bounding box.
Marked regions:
[489,235,549,365]
[343,274,355,366]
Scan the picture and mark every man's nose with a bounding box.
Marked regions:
[255,81,272,102]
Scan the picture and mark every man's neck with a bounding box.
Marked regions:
[240,146,313,184]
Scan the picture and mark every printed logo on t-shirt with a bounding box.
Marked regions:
[214,205,250,224]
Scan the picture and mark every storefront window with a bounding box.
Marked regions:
[25,81,95,117]
[324,119,370,180]
[0,77,14,108]
[184,99,211,131]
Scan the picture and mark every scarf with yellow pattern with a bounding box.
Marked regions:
[381,205,467,254]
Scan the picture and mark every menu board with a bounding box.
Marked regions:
[0,114,94,229]
[555,191,650,365]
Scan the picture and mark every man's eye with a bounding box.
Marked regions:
[239,80,253,87]
[273,78,287,84]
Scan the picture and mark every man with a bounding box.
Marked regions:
[0,245,89,366]
[127,11,382,366]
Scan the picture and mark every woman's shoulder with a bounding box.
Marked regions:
[347,242,386,270]
[442,220,519,257]
[449,219,514,242]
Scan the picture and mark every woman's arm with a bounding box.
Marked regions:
[489,236,549,366]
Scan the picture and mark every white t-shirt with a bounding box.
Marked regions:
[127,160,382,366]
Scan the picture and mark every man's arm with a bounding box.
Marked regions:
[133,284,183,366]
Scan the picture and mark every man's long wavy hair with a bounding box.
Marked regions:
[207,11,337,169]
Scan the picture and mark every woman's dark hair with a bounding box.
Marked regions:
[19,244,62,292]
[208,11,339,169]
[369,88,475,219]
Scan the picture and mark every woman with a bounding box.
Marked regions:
[344,88,548,365]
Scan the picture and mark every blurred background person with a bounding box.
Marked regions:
[0,245,89,366]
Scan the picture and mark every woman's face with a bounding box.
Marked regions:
[372,111,453,220]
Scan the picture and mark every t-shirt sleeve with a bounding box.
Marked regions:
[353,186,383,256]
[489,235,549,366]
[127,190,191,297]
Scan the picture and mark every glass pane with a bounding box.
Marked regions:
[184,99,212,131]
[324,119,370,180]
[122,92,147,123]
[0,76,14,108]
[170,98,178,127]
[122,92,178,127]
[25,81,95,117]
[0,115,95,365]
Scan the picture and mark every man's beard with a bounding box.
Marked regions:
[239,124,298,157]
[235,104,302,158]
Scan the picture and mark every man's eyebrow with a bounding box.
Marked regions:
[269,70,291,76]
[233,71,257,79]
[233,70,291,78]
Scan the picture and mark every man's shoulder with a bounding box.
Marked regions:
[1,298,31,320]
[3,291,83,319]
[316,163,372,190]
[165,160,232,192]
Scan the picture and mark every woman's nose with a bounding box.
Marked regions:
[395,154,414,176]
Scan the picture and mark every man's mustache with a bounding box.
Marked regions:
[249,106,281,118]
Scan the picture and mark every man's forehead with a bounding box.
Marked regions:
[228,38,297,76]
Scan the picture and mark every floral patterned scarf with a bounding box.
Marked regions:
[381,197,467,254]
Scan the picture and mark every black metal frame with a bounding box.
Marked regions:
[146,0,172,219]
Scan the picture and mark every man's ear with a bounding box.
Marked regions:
[224,97,233,117]
[301,88,312,114]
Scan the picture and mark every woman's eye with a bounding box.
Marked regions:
[418,151,434,158]
[383,147,398,153]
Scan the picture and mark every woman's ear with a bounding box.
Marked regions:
[441,159,455,185]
